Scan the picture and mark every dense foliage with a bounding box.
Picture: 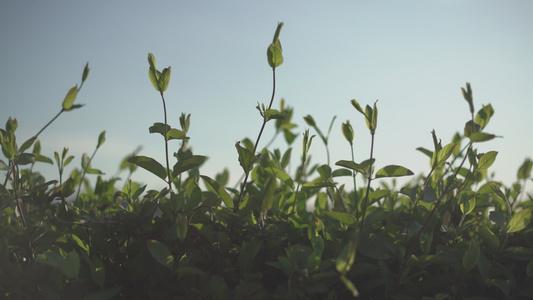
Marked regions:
[1,23,532,300]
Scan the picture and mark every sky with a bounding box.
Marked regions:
[1,1,532,193]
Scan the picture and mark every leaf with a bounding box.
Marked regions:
[340,275,359,297]
[375,165,413,178]
[507,208,532,233]
[19,136,36,154]
[82,62,90,83]
[335,160,365,174]
[350,99,365,115]
[459,191,476,215]
[62,85,78,110]
[14,153,35,165]
[416,147,433,159]
[475,103,494,130]
[89,256,105,287]
[97,131,106,148]
[336,240,357,273]
[517,158,532,180]
[462,242,480,271]
[146,240,174,269]
[322,211,356,226]
[176,213,188,242]
[477,151,498,172]
[435,143,457,168]
[235,141,257,173]
[264,167,294,189]
[342,120,354,145]
[173,155,207,177]
[127,156,167,180]
[201,175,233,209]
[469,132,496,143]
[61,251,80,278]
[82,287,122,300]
[267,23,284,69]
[421,185,437,203]
[264,109,285,121]
[159,67,171,92]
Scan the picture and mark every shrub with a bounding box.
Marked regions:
[1,23,532,300]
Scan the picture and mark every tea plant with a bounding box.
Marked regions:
[1,23,532,300]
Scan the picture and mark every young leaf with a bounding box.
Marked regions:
[469,132,496,143]
[477,151,498,172]
[19,136,36,154]
[507,208,532,233]
[146,240,174,269]
[82,62,90,83]
[461,82,474,114]
[375,165,413,178]
[159,67,171,92]
[459,191,476,215]
[97,131,106,149]
[475,103,494,130]
[62,85,78,111]
[435,143,457,168]
[264,109,285,121]
[127,156,167,180]
[350,99,364,115]
[235,141,257,173]
[342,120,354,145]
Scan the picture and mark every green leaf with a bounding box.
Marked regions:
[422,185,437,203]
[475,103,494,130]
[350,99,365,115]
[463,120,481,138]
[62,85,78,111]
[82,287,122,300]
[176,213,188,242]
[264,167,294,189]
[435,143,457,168]
[149,123,188,140]
[477,225,500,253]
[61,251,80,278]
[459,191,476,215]
[127,155,167,181]
[89,256,105,287]
[173,155,207,177]
[159,67,171,92]
[97,131,106,148]
[146,240,174,269]
[375,165,413,178]
[335,160,365,175]
[264,109,285,121]
[469,132,496,143]
[201,175,233,209]
[322,211,356,226]
[19,136,36,154]
[462,242,480,271]
[517,158,532,180]
[461,82,474,114]
[148,67,160,91]
[342,120,354,145]
[303,115,316,127]
[235,141,257,173]
[508,208,532,233]
[82,62,90,83]
[267,23,284,69]
[477,151,498,172]
[14,153,35,165]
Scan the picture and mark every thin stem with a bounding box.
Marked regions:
[160,92,172,191]
[235,68,277,213]
[360,133,375,227]
[34,110,63,140]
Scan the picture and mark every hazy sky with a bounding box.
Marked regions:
[1,1,532,191]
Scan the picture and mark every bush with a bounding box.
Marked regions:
[1,23,532,300]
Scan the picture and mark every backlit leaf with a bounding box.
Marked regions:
[435,143,457,168]
[97,131,106,148]
[235,141,257,173]
[508,208,532,233]
[469,132,496,143]
[517,158,532,180]
[477,151,498,172]
[323,211,356,226]
[173,155,207,177]
[201,175,233,209]
[62,85,78,111]
[335,160,365,175]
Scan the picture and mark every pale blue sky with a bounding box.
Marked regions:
[1,1,532,190]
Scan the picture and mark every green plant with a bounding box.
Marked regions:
[1,23,532,300]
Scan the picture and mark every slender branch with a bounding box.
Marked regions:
[161,92,172,191]
[235,69,277,213]
[360,133,375,227]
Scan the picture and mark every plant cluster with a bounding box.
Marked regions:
[1,23,532,300]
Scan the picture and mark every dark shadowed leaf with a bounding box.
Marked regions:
[147,240,174,269]
[173,155,207,177]
[82,287,122,300]
[61,251,80,278]
[323,211,356,226]
[235,142,257,173]
[201,175,233,209]
[335,160,365,175]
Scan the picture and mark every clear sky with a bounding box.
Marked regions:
[1,1,532,191]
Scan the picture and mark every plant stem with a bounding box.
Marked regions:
[360,133,375,227]
[160,92,172,191]
[235,68,277,213]
[350,143,358,216]
[10,162,26,226]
